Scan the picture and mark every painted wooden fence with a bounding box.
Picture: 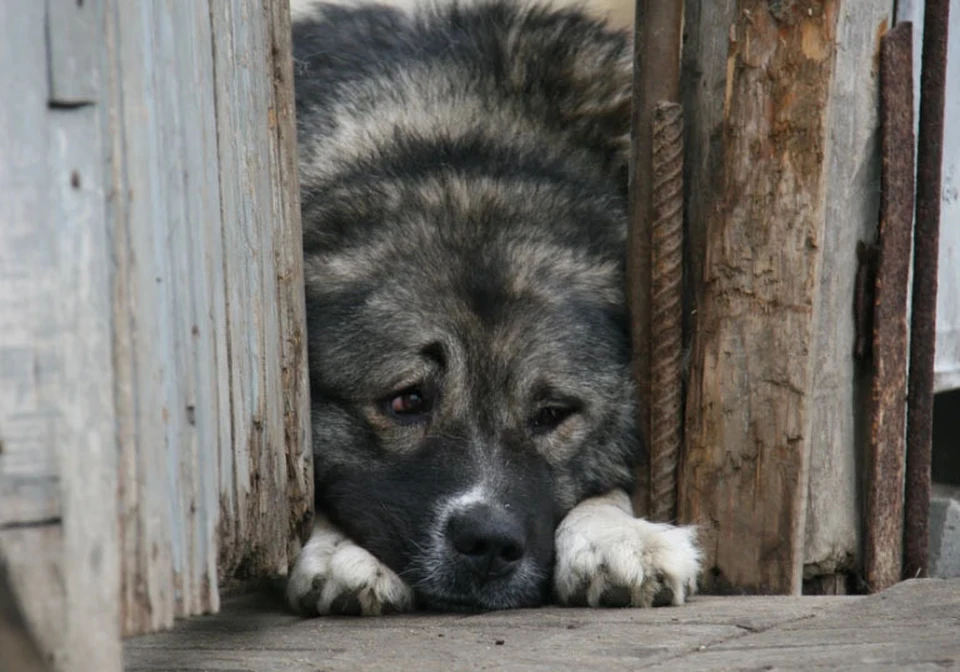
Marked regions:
[0,1,310,670]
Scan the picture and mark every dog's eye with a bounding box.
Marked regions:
[384,387,432,423]
[530,405,576,434]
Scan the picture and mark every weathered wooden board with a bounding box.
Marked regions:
[209,0,313,584]
[107,0,222,633]
[107,0,311,634]
[679,1,846,595]
[681,0,901,593]
[804,0,894,588]
[124,580,960,672]
[3,0,311,656]
[266,0,315,564]
[0,1,121,670]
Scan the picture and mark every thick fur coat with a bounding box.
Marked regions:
[286,0,700,615]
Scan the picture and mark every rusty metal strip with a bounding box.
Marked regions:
[628,0,685,516]
[649,102,684,523]
[904,0,951,580]
[864,21,914,593]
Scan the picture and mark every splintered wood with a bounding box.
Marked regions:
[680,2,842,595]
[109,0,312,635]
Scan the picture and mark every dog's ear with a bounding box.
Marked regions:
[555,29,633,174]
[505,8,633,177]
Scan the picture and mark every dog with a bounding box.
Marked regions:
[285,0,701,615]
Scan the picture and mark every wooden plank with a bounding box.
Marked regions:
[47,99,122,672]
[803,1,893,587]
[211,0,312,581]
[679,1,841,594]
[932,0,960,394]
[106,0,224,633]
[681,4,895,589]
[265,0,314,563]
[146,0,193,620]
[1,0,121,668]
[124,581,960,672]
[108,0,177,632]
[0,0,61,545]
[176,0,226,618]
[211,0,273,578]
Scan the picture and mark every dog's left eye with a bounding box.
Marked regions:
[384,387,432,423]
[530,405,576,434]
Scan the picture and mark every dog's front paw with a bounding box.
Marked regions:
[286,515,414,616]
[554,490,701,608]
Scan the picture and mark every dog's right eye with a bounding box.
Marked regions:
[383,387,432,423]
[530,405,576,434]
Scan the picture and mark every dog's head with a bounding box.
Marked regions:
[302,171,640,611]
[294,0,638,611]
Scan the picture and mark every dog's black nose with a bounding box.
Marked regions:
[446,506,526,580]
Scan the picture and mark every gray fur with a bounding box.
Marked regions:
[294,0,642,611]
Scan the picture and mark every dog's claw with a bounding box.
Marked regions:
[553,490,702,608]
[286,516,415,617]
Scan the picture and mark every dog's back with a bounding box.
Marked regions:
[292,0,633,205]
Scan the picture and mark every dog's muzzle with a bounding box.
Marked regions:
[411,486,550,611]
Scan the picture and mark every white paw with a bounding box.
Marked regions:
[286,515,415,616]
[554,490,701,608]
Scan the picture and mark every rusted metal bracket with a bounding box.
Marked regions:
[863,20,915,593]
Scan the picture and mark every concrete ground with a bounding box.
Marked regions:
[125,578,960,671]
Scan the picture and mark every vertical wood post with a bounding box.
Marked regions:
[679,2,842,594]
[1,0,122,668]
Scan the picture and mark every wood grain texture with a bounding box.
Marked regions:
[897,0,960,396]
[265,0,314,561]
[804,0,893,586]
[5,0,311,652]
[107,0,220,633]
[124,580,960,672]
[45,0,99,104]
[107,0,308,635]
[679,1,841,595]
[211,0,312,583]
[0,1,121,669]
